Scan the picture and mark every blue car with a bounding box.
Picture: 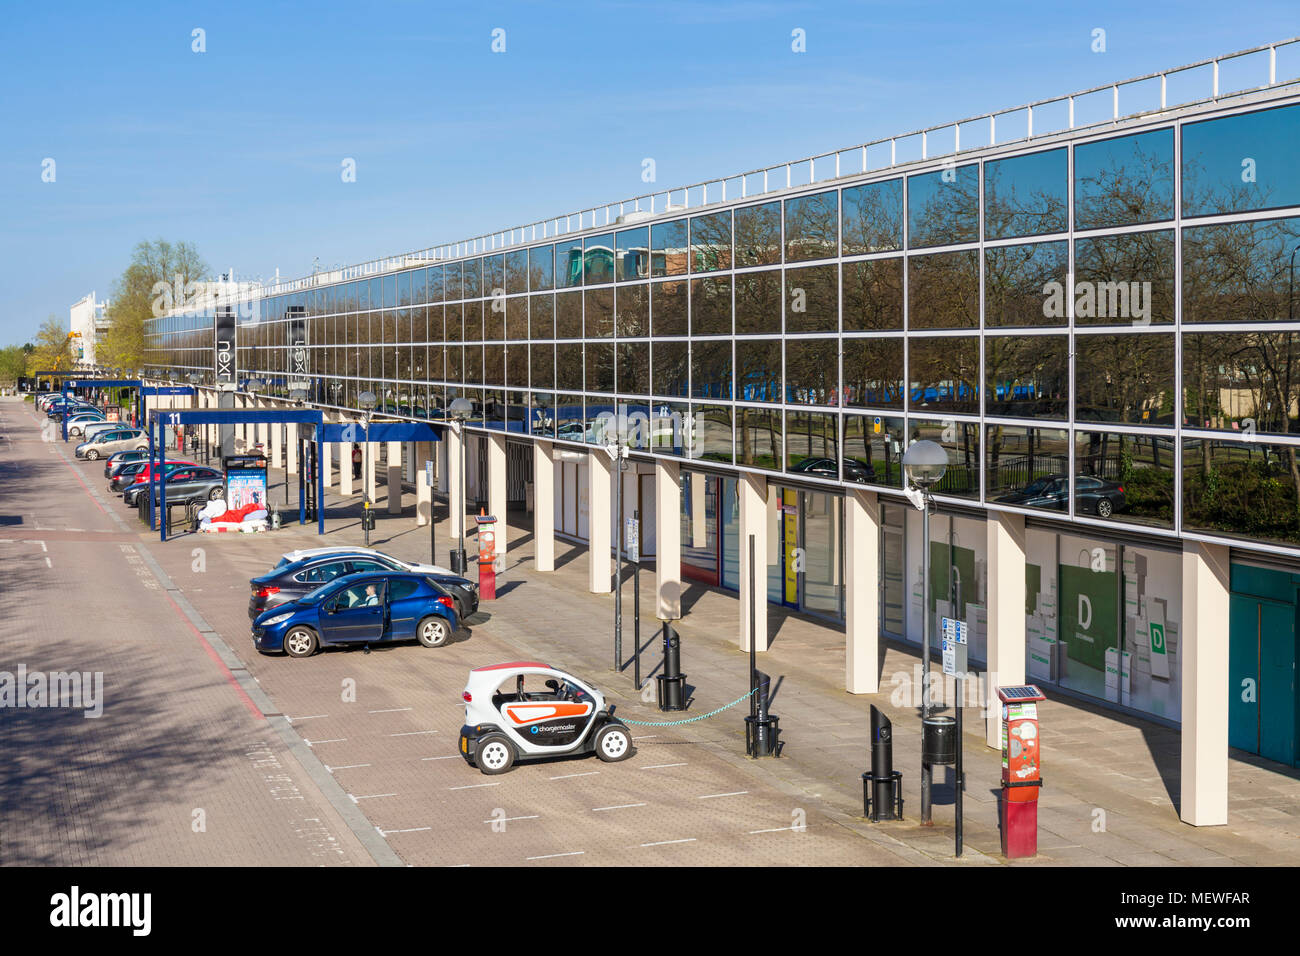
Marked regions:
[252,572,459,658]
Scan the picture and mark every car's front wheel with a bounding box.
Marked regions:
[476,733,515,775]
[594,722,633,762]
[416,615,450,648]
[85,448,99,460]
[1096,498,1114,518]
[284,627,318,658]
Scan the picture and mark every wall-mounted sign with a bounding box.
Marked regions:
[215,306,236,387]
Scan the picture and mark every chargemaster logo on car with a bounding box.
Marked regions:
[531,723,577,735]
[0,665,103,718]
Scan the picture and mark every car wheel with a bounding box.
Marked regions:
[135,445,148,452]
[70,427,81,436]
[416,615,450,648]
[208,487,224,501]
[1096,498,1113,518]
[85,449,99,460]
[476,733,515,775]
[594,722,633,762]
[284,627,318,658]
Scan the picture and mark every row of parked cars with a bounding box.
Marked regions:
[36,393,155,460]
[248,547,480,657]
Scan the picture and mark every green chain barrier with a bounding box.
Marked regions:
[615,682,768,727]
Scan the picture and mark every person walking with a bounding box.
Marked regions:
[352,444,362,480]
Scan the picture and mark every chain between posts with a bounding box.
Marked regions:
[614,682,769,727]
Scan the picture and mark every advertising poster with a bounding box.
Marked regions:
[782,489,798,606]
[226,471,266,510]
[1059,564,1117,671]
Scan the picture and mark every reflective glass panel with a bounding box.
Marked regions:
[1073,231,1175,326]
[908,164,978,249]
[1074,129,1174,229]
[843,337,903,409]
[690,211,732,272]
[985,241,1068,328]
[1075,431,1173,526]
[616,227,650,282]
[735,338,782,404]
[1182,104,1300,217]
[842,257,903,331]
[908,336,979,413]
[908,250,979,329]
[734,201,781,268]
[985,425,1072,513]
[984,148,1067,239]
[585,234,615,285]
[784,190,837,262]
[785,339,838,405]
[691,340,732,399]
[842,179,903,254]
[691,277,732,335]
[1074,333,1174,426]
[651,219,688,277]
[984,334,1069,418]
[1182,216,1300,323]
[785,264,838,333]
[734,270,781,335]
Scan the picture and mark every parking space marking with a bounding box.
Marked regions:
[483,815,539,824]
[306,738,347,746]
[44,557,51,568]
[369,707,412,714]
[421,755,460,761]
[749,826,809,834]
[550,771,599,780]
[698,791,749,799]
[641,763,688,770]
[389,730,438,736]
[288,714,329,722]
[592,803,646,812]
[327,763,372,772]
[348,793,398,802]
[449,782,500,791]
[640,838,696,847]
[631,735,658,740]
[526,851,584,861]
[379,827,432,836]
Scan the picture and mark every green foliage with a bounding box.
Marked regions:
[1184,457,1300,543]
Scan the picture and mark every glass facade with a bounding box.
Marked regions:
[146,96,1300,563]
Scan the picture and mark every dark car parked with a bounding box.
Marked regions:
[994,473,1127,518]
[250,552,478,622]
[103,449,151,478]
[122,466,227,507]
[789,456,878,483]
[109,459,196,493]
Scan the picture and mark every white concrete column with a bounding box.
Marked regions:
[655,459,682,620]
[449,425,466,548]
[321,424,333,488]
[738,471,768,652]
[415,441,433,527]
[270,408,282,474]
[845,488,880,693]
[986,510,1027,749]
[287,419,299,476]
[387,440,403,514]
[534,440,556,572]
[487,433,507,568]
[690,471,707,547]
[364,433,378,503]
[588,450,613,594]
[1181,540,1230,827]
[339,423,354,497]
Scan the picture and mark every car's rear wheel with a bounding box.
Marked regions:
[85,449,99,460]
[594,723,633,762]
[135,445,148,452]
[1096,498,1114,518]
[416,615,450,648]
[476,734,515,775]
[208,487,224,501]
[284,627,318,658]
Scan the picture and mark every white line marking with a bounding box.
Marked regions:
[698,791,749,799]
[748,826,808,834]
[380,827,433,835]
[640,838,696,847]
[526,851,584,861]
[389,730,439,736]
[449,782,500,790]
[421,755,460,761]
[349,793,397,802]
[328,763,372,771]
[369,707,413,714]
[288,714,329,722]
[306,738,347,746]
[641,762,687,770]
[483,815,539,823]
[550,771,600,780]
[593,803,646,812]
[44,557,51,567]
[631,734,658,739]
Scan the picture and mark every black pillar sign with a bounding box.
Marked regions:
[215,306,237,386]
[287,306,308,380]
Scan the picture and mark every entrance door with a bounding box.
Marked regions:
[1229,593,1297,766]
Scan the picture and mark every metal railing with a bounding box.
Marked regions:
[200,37,1300,307]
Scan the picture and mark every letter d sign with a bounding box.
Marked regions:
[1078,594,1092,631]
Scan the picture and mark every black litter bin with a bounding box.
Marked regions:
[921,715,957,766]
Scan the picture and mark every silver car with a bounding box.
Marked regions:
[76,428,149,460]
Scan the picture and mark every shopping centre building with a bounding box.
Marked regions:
[143,40,1300,825]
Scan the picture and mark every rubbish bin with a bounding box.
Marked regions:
[921,715,957,766]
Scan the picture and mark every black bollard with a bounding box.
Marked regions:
[654,623,686,711]
[862,705,904,821]
[744,669,781,757]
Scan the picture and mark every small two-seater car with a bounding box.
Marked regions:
[252,571,459,658]
[459,662,634,774]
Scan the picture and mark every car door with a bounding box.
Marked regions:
[385,577,426,641]
[318,578,387,644]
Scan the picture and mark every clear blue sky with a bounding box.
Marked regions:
[1,0,1296,343]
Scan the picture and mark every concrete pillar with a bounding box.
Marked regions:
[845,488,880,693]
[534,440,556,572]
[321,424,333,488]
[449,425,466,549]
[270,408,282,474]
[487,433,507,568]
[986,510,1027,749]
[1181,540,1230,827]
[738,471,768,652]
[588,449,613,594]
[655,459,682,619]
[287,419,299,476]
[387,440,403,514]
[364,434,377,504]
[339,422,354,497]
[690,471,707,547]
[415,440,433,527]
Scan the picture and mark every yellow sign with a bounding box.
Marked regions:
[783,489,798,605]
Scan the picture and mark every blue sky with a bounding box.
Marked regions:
[1,0,1296,343]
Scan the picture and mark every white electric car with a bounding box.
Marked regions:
[459,662,634,774]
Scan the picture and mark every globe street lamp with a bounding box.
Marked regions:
[447,397,474,574]
[903,438,948,826]
[358,390,377,546]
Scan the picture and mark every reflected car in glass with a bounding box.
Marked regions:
[994,473,1127,518]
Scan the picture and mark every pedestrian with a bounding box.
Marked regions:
[352,444,362,480]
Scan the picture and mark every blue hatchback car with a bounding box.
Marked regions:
[252,571,459,658]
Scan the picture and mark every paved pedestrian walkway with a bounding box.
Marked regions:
[160,452,1300,865]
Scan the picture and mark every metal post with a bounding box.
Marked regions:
[298,434,306,525]
[363,418,371,547]
[316,424,326,536]
[748,533,757,746]
[614,447,623,674]
[284,421,290,506]
[459,425,467,569]
[430,458,437,566]
[633,508,641,690]
[956,670,964,857]
[921,488,932,826]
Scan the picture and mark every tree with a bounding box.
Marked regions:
[24,316,72,375]
[99,239,208,371]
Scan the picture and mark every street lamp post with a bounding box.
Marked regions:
[448,397,474,575]
[358,390,377,546]
[903,438,948,827]
[291,387,309,520]
[604,409,630,675]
